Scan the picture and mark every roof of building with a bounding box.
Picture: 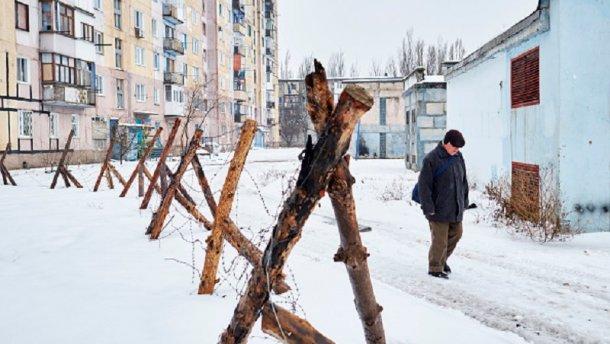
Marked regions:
[446,0,550,79]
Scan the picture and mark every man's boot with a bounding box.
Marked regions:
[444,264,451,274]
[428,271,449,279]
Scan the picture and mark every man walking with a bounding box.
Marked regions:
[418,130,469,279]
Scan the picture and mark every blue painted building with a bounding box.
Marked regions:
[446,0,610,232]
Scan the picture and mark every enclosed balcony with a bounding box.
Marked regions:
[163,37,184,55]
[164,72,184,85]
[163,4,183,25]
[43,85,96,107]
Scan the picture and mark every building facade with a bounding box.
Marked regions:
[446,0,610,232]
[403,67,447,171]
[0,0,279,169]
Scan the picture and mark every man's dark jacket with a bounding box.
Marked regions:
[418,142,469,223]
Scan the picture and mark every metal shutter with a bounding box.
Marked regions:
[511,47,540,108]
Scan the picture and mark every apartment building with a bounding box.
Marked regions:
[0,0,279,169]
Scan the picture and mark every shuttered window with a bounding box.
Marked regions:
[511,47,540,108]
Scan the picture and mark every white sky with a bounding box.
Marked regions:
[278,0,539,76]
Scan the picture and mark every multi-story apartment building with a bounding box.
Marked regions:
[0,0,279,169]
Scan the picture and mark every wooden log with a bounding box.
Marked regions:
[119,127,163,197]
[138,164,144,197]
[60,168,71,188]
[141,164,212,230]
[62,166,83,188]
[261,303,334,344]
[191,155,291,295]
[308,62,386,344]
[0,143,16,186]
[105,168,114,189]
[140,118,181,209]
[159,164,168,193]
[93,135,115,191]
[51,129,75,189]
[1,165,8,185]
[147,129,202,239]
[220,83,373,343]
[199,120,257,295]
[328,157,384,344]
[108,163,127,187]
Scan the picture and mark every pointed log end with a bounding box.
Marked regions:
[343,85,374,109]
[314,59,324,73]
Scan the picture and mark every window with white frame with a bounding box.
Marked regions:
[135,46,144,66]
[94,0,102,10]
[154,88,159,105]
[95,75,104,95]
[17,57,29,83]
[116,78,124,108]
[151,19,157,38]
[191,8,197,24]
[192,66,200,81]
[95,31,104,55]
[135,10,143,29]
[165,85,172,102]
[153,52,160,70]
[71,114,79,137]
[182,33,187,50]
[19,110,32,137]
[114,0,122,29]
[49,113,58,138]
[192,39,199,54]
[183,63,188,80]
[135,84,146,102]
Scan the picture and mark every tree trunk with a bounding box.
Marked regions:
[220,84,373,343]
[119,127,163,197]
[93,135,115,191]
[140,118,181,209]
[147,129,202,239]
[261,303,334,344]
[199,120,257,295]
[51,129,75,189]
[191,155,290,294]
[307,62,386,344]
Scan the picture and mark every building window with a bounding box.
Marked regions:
[40,53,92,87]
[135,84,145,102]
[15,1,29,31]
[192,39,199,54]
[182,33,188,50]
[41,1,52,31]
[134,10,143,29]
[151,19,157,37]
[379,97,387,125]
[75,60,93,87]
[114,0,122,29]
[94,31,104,54]
[49,113,58,138]
[192,66,200,81]
[82,23,94,42]
[183,63,188,80]
[135,46,145,66]
[165,85,172,102]
[95,75,104,95]
[94,0,102,10]
[153,52,160,70]
[511,47,540,108]
[59,3,75,36]
[71,114,79,137]
[511,162,540,220]
[116,78,124,108]
[115,38,123,69]
[19,110,32,137]
[17,57,29,83]
[154,88,159,105]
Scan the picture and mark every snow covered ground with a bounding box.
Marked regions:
[1,148,608,344]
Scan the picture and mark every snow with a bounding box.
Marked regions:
[1,148,608,343]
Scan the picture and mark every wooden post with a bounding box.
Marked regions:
[191,155,290,294]
[220,83,373,343]
[159,165,168,193]
[62,166,83,188]
[0,143,16,186]
[50,129,75,189]
[119,127,163,197]
[105,168,114,189]
[140,118,181,209]
[261,303,335,344]
[308,61,386,343]
[108,163,127,187]
[147,129,202,239]
[199,119,257,295]
[138,164,144,197]
[93,135,115,191]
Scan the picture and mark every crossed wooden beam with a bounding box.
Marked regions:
[0,143,16,186]
[50,129,83,189]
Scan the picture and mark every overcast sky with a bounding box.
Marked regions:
[278,0,539,76]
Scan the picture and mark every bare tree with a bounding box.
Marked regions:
[349,62,359,77]
[397,29,415,76]
[448,38,466,61]
[280,50,292,79]
[426,45,437,74]
[384,57,398,77]
[369,59,383,77]
[297,54,315,78]
[436,39,448,75]
[327,50,346,77]
[415,39,426,69]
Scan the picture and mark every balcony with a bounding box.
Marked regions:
[163,4,183,25]
[266,101,276,109]
[42,84,95,107]
[164,72,184,85]
[233,22,248,36]
[163,37,184,54]
[134,27,144,38]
